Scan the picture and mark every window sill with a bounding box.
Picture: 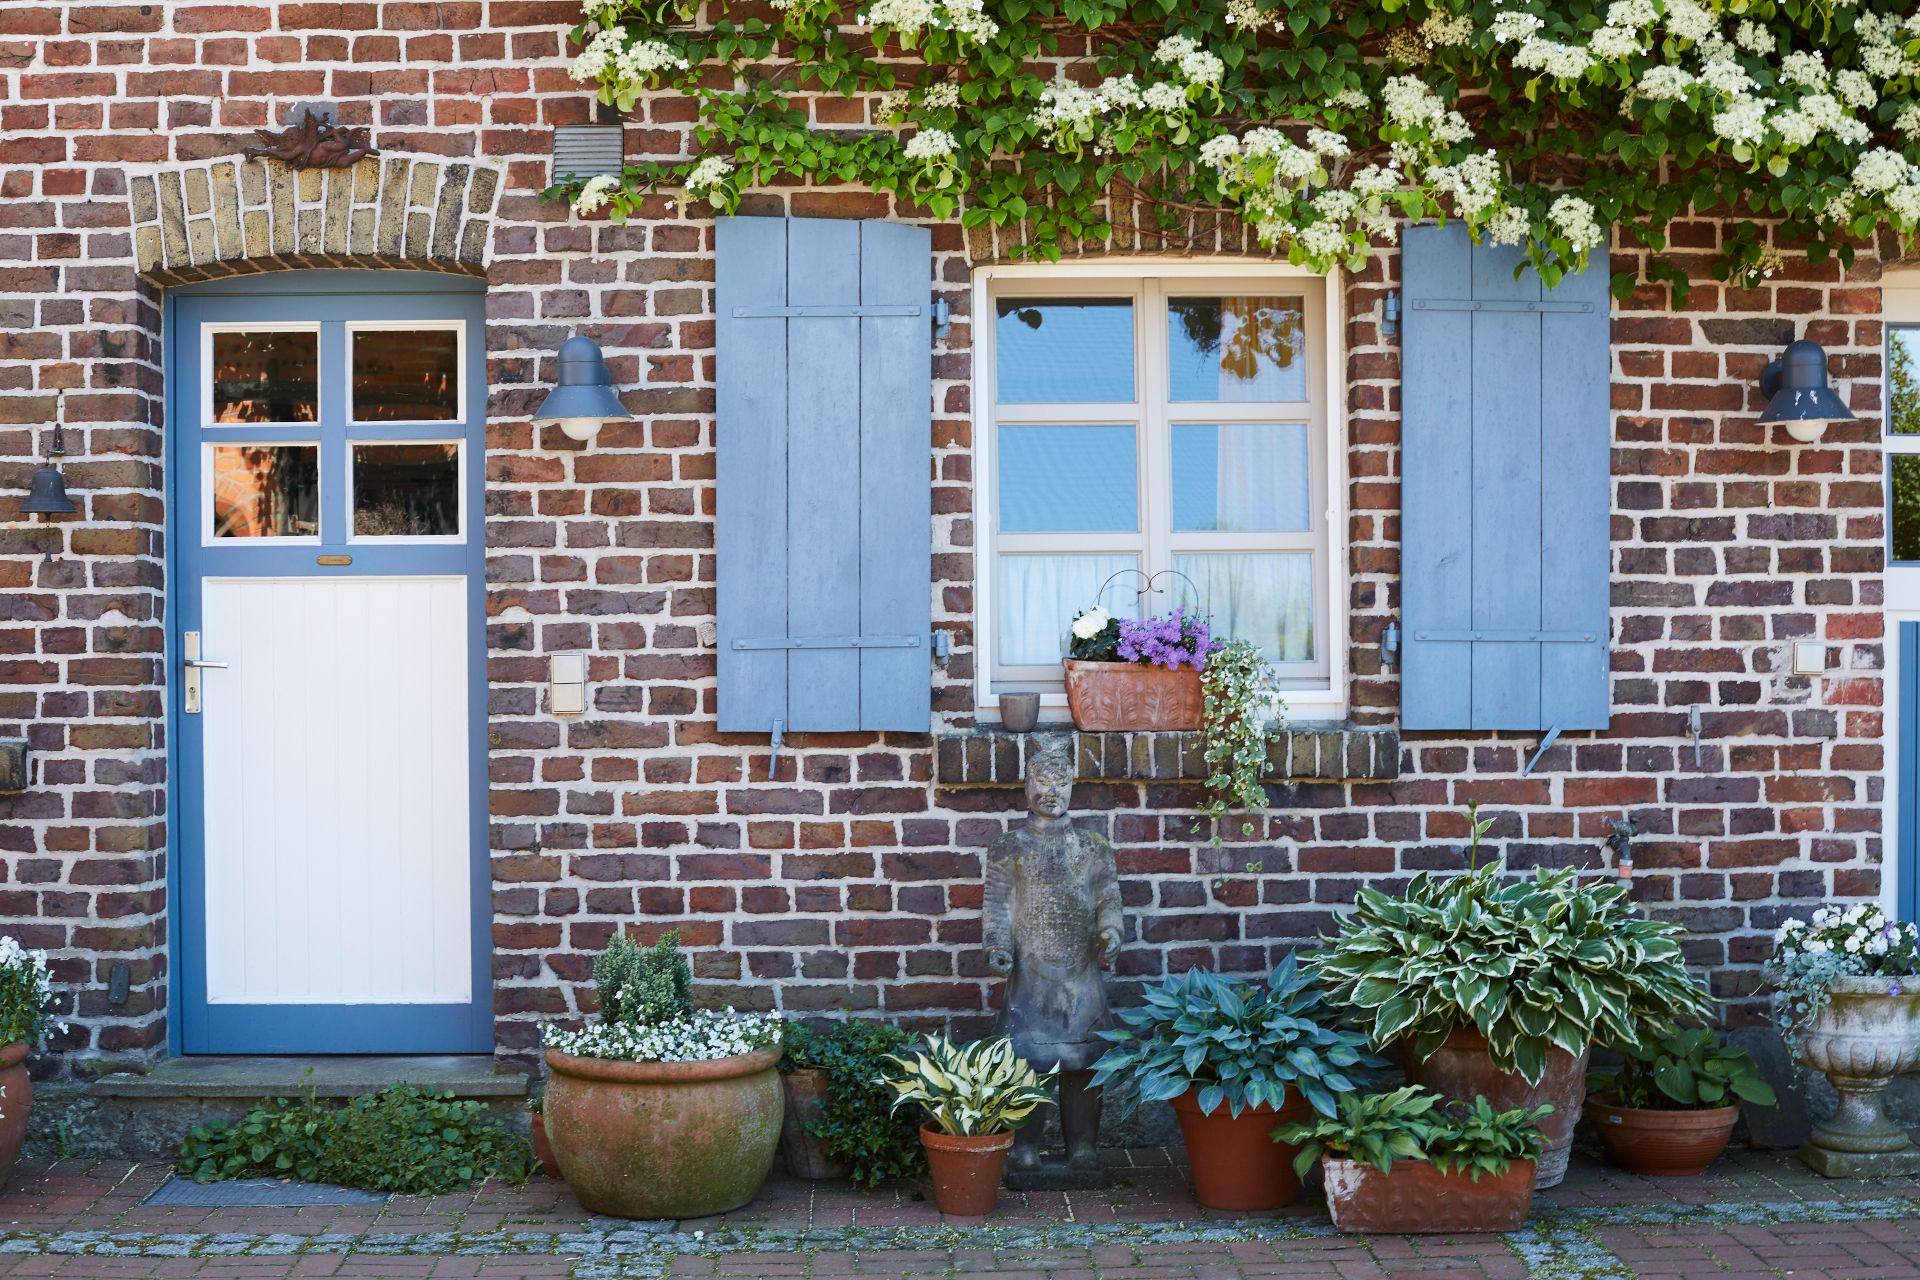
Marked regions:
[934,723,1400,787]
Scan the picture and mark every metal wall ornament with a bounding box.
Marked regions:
[244,109,377,169]
[20,420,76,518]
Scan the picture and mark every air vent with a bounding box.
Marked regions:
[551,123,625,183]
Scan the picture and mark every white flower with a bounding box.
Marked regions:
[684,156,734,192]
[1587,27,1638,60]
[1698,58,1754,97]
[1853,147,1912,195]
[1351,162,1402,197]
[1486,205,1531,246]
[617,38,689,79]
[1154,34,1225,85]
[1432,152,1504,216]
[1834,70,1876,111]
[1605,0,1656,28]
[571,174,620,216]
[1297,220,1350,258]
[1548,193,1604,252]
[1662,0,1716,43]
[1381,75,1445,131]
[569,28,625,81]
[544,1008,784,1063]
[923,82,962,110]
[1142,81,1188,113]
[904,128,956,160]
[1098,74,1142,110]
[1772,111,1816,147]
[1071,608,1112,640]
[1331,88,1369,110]
[1306,128,1349,157]
[1418,10,1474,46]
[1733,20,1775,54]
[1635,65,1694,101]
[1198,133,1242,167]
[1490,9,1544,43]
[1711,97,1766,145]
[1779,50,1828,90]
[1513,36,1595,79]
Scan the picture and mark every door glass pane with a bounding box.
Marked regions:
[1172,423,1311,531]
[351,329,460,422]
[995,299,1134,403]
[210,331,318,423]
[1894,328,1920,435]
[354,443,460,537]
[997,553,1139,666]
[1894,456,1920,562]
[1168,296,1307,401]
[998,425,1138,532]
[210,444,319,539]
[1173,552,1314,662]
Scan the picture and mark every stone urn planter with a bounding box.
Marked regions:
[0,1045,29,1189]
[1170,1087,1311,1211]
[1795,976,1920,1177]
[544,1045,784,1218]
[1061,659,1203,731]
[1408,1028,1589,1189]
[778,1067,848,1180]
[1321,1157,1537,1234]
[1588,1096,1739,1177]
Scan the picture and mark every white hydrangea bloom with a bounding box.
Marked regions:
[1198,133,1241,167]
[684,155,735,191]
[1635,65,1694,100]
[1306,128,1349,157]
[1897,105,1920,140]
[1711,96,1766,144]
[1098,74,1143,109]
[1031,75,1102,129]
[1698,58,1754,97]
[571,174,620,215]
[1548,193,1604,252]
[1734,20,1775,54]
[1381,74,1445,130]
[1853,147,1913,194]
[1432,110,1474,145]
[1662,0,1716,42]
[1489,9,1544,43]
[1330,88,1369,110]
[1433,151,1504,216]
[923,82,962,109]
[1351,162,1402,197]
[1273,147,1319,181]
[1587,26,1638,59]
[1142,81,1188,113]
[1833,70,1876,111]
[904,128,957,160]
[1778,50,1828,90]
[569,28,624,81]
[1771,110,1816,147]
[864,0,939,29]
[1153,34,1225,85]
[1486,205,1531,246]
[1223,0,1274,30]
[1605,0,1656,28]
[1418,10,1475,46]
[617,39,690,79]
[946,0,998,43]
[1297,220,1350,258]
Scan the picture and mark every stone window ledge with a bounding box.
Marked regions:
[934,724,1400,787]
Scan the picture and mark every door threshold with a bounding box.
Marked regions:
[89,1054,528,1101]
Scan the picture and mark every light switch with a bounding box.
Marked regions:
[550,652,587,715]
[1793,642,1826,676]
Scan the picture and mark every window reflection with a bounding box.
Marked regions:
[995,299,1135,403]
[211,445,319,538]
[352,329,460,421]
[1893,328,1920,435]
[1168,297,1307,401]
[211,332,318,423]
[354,443,460,537]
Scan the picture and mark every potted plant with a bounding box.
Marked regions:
[1089,953,1378,1211]
[1766,904,1920,1177]
[526,1097,561,1178]
[0,938,57,1188]
[1063,606,1210,730]
[778,1020,926,1184]
[1276,1087,1551,1233]
[885,1034,1053,1216]
[1310,807,1710,1188]
[542,931,784,1218]
[1587,1027,1776,1176]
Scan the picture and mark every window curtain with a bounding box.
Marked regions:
[1173,553,1313,663]
[996,554,1138,666]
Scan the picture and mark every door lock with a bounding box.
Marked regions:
[182,631,228,714]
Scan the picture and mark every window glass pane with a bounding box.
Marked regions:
[1168,296,1307,402]
[998,425,1138,532]
[352,329,460,421]
[210,445,319,539]
[997,554,1140,666]
[1172,423,1310,532]
[354,443,460,537]
[995,299,1134,402]
[210,331,318,423]
[1894,456,1920,562]
[1893,328,1920,435]
[1174,553,1313,663]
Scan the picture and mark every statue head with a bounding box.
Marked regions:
[1025,738,1074,819]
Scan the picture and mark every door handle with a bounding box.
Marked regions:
[182,631,227,714]
[184,659,228,670]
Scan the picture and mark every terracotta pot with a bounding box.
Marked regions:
[529,1108,562,1179]
[1795,976,1920,1176]
[1170,1087,1311,1212]
[1322,1156,1536,1233]
[544,1045,783,1219]
[918,1123,1013,1216]
[779,1068,849,1180]
[1588,1095,1737,1176]
[0,1045,28,1190]
[1407,1027,1589,1189]
[1062,659,1204,731]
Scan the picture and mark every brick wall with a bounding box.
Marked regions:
[0,0,1890,1073]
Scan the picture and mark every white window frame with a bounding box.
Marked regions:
[971,260,1348,723]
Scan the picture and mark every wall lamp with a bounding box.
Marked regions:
[1758,337,1856,444]
[533,335,633,444]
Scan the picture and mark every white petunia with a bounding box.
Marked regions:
[1071,608,1113,640]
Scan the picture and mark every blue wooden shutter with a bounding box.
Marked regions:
[1399,222,1611,731]
[715,216,933,734]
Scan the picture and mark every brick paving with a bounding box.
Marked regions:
[0,1149,1916,1278]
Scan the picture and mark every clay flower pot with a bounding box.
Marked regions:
[1170,1087,1311,1212]
[919,1123,1014,1216]
[779,1067,848,1180]
[1321,1156,1536,1233]
[529,1108,562,1178]
[1588,1095,1738,1176]
[1407,1027,1589,1189]
[0,1044,29,1189]
[544,1045,783,1219]
[1062,659,1203,731]
[1795,976,1920,1177]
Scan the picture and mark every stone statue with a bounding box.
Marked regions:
[984,737,1123,1183]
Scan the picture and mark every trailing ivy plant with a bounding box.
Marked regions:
[1199,636,1282,844]
[552,0,1920,293]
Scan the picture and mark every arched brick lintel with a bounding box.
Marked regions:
[128,154,503,288]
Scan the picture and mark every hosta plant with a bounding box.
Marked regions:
[1275,1086,1552,1181]
[1310,809,1711,1085]
[886,1034,1055,1137]
[1589,1027,1777,1112]
[1089,952,1377,1118]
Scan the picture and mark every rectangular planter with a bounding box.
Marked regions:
[1062,659,1204,731]
[1321,1157,1536,1234]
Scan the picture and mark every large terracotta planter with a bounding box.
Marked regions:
[1588,1096,1737,1176]
[918,1123,1013,1216]
[1408,1027,1589,1189]
[544,1046,783,1219]
[1062,659,1204,731]
[1170,1086,1311,1211]
[1321,1156,1536,1233]
[1794,976,1920,1177]
[779,1068,848,1180]
[0,1045,28,1190]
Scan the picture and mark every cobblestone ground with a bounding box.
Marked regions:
[1,1148,1918,1278]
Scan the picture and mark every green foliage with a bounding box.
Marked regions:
[0,939,57,1048]
[1766,903,1920,1055]
[885,1033,1056,1136]
[1590,1026,1778,1111]
[1198,637,1283,844]
[595,930,693,1027]
[1310,808,1713,1085]
[1275,1086,1552,1182]
[1089,951,1379,1119]
[780,1019,927,1188]
[176,1086,535,1194]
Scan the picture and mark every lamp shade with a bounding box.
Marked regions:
[20,463,76,515]
[533,336,632,442]
[1759,338,1855,443]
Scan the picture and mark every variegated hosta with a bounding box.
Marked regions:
[1310,864,1711,1086]
[885,1033,1055,1136]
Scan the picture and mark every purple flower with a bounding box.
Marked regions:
[1115,609,1213,671]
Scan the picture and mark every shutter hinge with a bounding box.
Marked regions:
[766,718,785,780]
[1380,620,1400,670]
[932,296,951,340]
[931,630,952,668]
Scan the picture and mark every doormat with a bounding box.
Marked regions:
[143,1177,390,1207]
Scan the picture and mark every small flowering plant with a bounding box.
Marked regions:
[1766,904,1920,1054]
[1067,606,1212,671]
[0,937,59,1048]
[543,1007,783,1063]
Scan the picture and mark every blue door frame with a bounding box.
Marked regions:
[1902,622,1918,927]
[166,270,492,1054]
